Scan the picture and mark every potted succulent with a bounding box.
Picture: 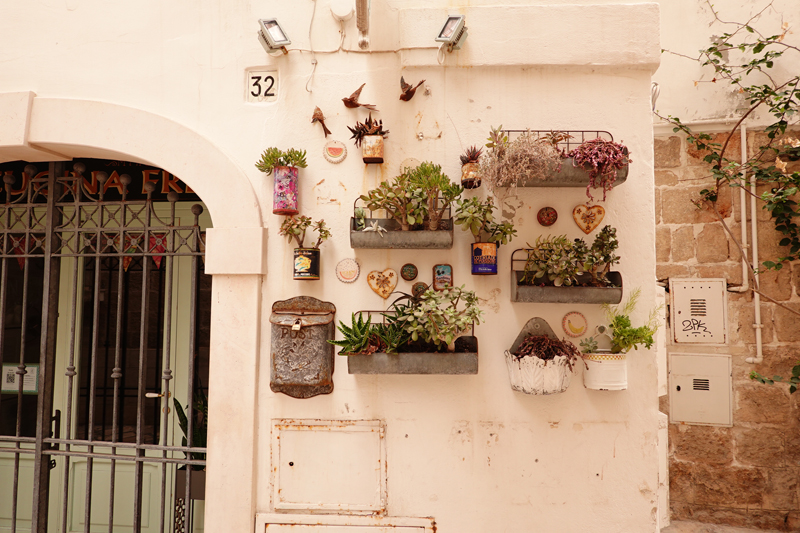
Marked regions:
[580,288,660,390]
[460,145,483,189]
[567,138,631,201]
[479,127,631,197]
[341,286,483,375]
[404,162,463,231]
[510,225,622,303]
[278,215,332,280]
[255,147,308,215]
[348,113,389,163]
[454,196,517,275]
[504,317,581,395]
[351,163,461,249]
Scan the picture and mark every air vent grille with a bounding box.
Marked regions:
[693,378,710,391]
[690,299,707,316]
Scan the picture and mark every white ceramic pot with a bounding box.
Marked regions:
[504,352,572,395]
[583,352,627,390]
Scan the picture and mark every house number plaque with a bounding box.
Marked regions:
[247,70,279,103]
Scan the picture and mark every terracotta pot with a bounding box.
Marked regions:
[471,242,497,275]
[361,135,384,164]
[273,166,298,215]
[583,352,627,391]
[293,248,320,280]
[461,162,481,189]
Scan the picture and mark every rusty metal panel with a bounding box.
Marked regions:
[270,419,386,513]
[270,297,336,399]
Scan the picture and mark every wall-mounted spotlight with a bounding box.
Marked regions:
[435,15,467,52]
[258,18,291,54]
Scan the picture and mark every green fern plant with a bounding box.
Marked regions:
[173,386,208,466]
[328,313,374,355]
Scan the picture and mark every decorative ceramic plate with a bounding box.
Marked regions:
[400,158,420,174]
[537,207,558,227]
[323,140,347,164]
[562,311,588,337]
[335,258,360,283]
[401,263,418,281]
[411,282,428,297]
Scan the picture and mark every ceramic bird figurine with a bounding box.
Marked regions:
[342,83,378,111]
[311,106,332,137]
[399,76,425,101]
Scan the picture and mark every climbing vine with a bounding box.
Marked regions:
[656,1,800,279]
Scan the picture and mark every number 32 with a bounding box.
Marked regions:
[250,75,275,97]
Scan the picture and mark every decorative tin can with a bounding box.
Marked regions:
[583,352,627,391]
[461,162,481,189]
[293,248,320,280]
[361,135,384,164]
[471,242,498,275]
[273,166,299,215]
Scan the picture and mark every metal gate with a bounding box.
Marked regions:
[0,161,209,533]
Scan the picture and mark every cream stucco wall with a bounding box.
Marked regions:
[0,1,661,532]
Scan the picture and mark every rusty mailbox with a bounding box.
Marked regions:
[270,296,337,399]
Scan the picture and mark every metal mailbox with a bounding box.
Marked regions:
[270,296,337,399]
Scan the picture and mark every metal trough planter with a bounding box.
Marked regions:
[516,156,628,188]
[510,269,623,304]
[347,336,478,375]
[349,218,454,249]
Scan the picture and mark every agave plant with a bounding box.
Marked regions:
[348,114,389,148]
[328,313,375,355]
[460,145,483,165]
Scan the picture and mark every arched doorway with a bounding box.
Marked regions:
[0,96,265,533]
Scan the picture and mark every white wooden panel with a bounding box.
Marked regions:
[0,454,34,533]
[669,353,732,426]
[272,419,385,513]
[670,279,727,344]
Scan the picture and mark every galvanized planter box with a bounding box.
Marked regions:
[510,271,623,304]
[349,218,454,249]
[347,336,478,375]
[515,156,629,188]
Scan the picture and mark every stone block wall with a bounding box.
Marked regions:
[656,130,800,531]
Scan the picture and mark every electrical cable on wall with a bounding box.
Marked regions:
[306,0,318,92]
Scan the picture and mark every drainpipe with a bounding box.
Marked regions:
[729,124,750,294]
[745,122,764,364]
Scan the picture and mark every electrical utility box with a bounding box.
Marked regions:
[669,352,732,426]
[670,278,727,344]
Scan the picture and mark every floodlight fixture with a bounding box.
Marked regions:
[258,18,291,54]
[435,15,467,52]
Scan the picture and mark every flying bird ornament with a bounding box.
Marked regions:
[399,76,425,101]
[342,83,378,111]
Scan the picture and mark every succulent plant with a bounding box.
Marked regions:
[454,196,516,244]
[278,215,331,249]
[348,113,389,148]
[567,138,630,202]
[460,145,483,165]
[255,147,308,174]
[393,285,483,348]
[359,173,425,231]
[403,162,463,231]
[328,313,375,355]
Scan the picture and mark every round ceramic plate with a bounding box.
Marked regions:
[335,258,360,283]
[400,158,420,174]
[411,282,428,297]
[562,311,588,337]
[323,140,347,164]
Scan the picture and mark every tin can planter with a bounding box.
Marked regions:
[361,135,384,164]
[471,242,498,275]
[293,248,320,280]
[461,163,480,189]
[504,352,573,395]
[273,166,299,215]
[583,352,627,391]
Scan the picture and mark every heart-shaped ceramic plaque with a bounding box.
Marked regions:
[573,204,605,234]
[367,269,398,299]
